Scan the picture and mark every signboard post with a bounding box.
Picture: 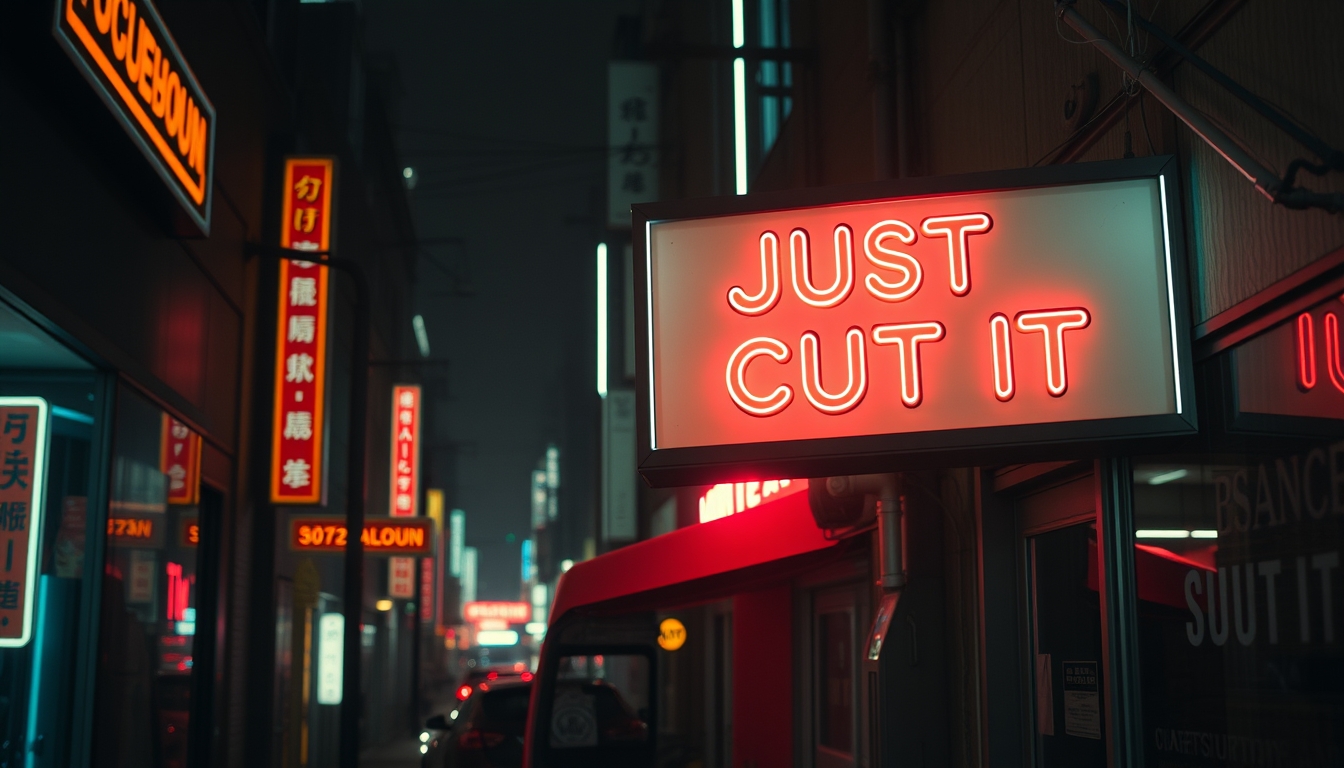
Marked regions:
[271,158,335,505]
[0,399,49,648]
[633,158,1195,485]
[53,0,216,233]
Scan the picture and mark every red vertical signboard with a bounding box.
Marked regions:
[271,158,334,505]
[388,385,421,599]
[0,398,50,648]
[389,386,421,517]
[160,414,202,505]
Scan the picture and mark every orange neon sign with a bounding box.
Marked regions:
[638,162,1195,485]
[288,516,432,556]
[271,158,334,505]
[54,0,215,233]
[389,386,421,517]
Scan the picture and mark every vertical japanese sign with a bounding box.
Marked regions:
[271,157,334,505]
[388,385,421,599]
[388,556,415,599]
[389,385,421,517]
[426,489,444,628]
[160,414,201,505]
[0,399,49,648]
[607,62,660,228]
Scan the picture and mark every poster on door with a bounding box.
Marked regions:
[0,399,49,648]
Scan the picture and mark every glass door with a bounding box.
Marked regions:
[814,587,858,768]
[1020,476,1106,768]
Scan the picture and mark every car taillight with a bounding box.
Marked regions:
[458,729,506,750]
[456,684,473,701]
[520,672,533,682]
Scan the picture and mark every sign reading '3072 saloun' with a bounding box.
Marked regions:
[54,0,216,233]
[633,158,1197,485]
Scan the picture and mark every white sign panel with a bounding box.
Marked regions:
[317,613,344,705]
[608,62,660,228]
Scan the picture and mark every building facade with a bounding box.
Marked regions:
[0,1,422,766]
[574,1,1343,767]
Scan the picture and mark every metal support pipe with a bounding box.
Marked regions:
[1057,2,1279,200]
[250,244,369,768]
[827,473,905,590]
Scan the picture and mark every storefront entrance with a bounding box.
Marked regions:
[1019,472,1106,767]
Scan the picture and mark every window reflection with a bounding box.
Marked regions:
[1133,447,1343,766]
[94,391,207,768]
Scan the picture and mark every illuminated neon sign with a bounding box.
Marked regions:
[635,159,1195,484]
[271,158,334,505]
[463,601,531,623]
[160,415,201,505]
[0,399,49,648]
[54,0,215,233]
[289,516,432,556]
[698,478,806,524]
[1232,292,1344,425]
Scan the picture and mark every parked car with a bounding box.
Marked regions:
[423,677,532,768]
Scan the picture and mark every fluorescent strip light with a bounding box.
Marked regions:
[1189,530,1218,539]
[733,58,748,195]
[1148,468,1189,485]
[1159,175,1182,414]
[731,0,745,48]
[1135,529,1191,539]
[412,314,430,357]
[597,243,608,398]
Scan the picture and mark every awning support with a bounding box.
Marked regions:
[1056,1,1344,213]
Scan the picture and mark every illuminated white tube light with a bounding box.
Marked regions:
[597,243,609,398]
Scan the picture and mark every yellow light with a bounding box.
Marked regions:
[376,599,394,612]
[657,618,687,651]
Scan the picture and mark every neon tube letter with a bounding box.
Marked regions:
[1296,312,1316,391]
[921,214,992,296]
[863,220,922,302]
[1326,312,1344,394]
[726,337,793,416]
[1014,308,1091,397]
[871,322,945,408]
[990,313,1015,401]
[800,328,868,414]
[790,225,855,308]
[728,231,782,316]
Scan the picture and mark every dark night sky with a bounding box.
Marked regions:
[365,1,641,600]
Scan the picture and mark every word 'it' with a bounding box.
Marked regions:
[726,309,1090,417]
[1294,300,1344,394]
[727,214,992,315]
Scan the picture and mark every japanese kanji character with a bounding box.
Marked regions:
[620,97,647,122]
[166,464,187,491]
[396,494,412,511]
[621,172,645,193]
[295,174,323,202]
[0,502,26,533]
[0,451,28,491]
[283,411,314,440]
[399,409,413,425]
[3,413,28,445]
[285,353,315,384]
[619,128,651,165]
[288,315,316,344]
[397,476,412,492]
[171,422,190,440]
[0,580,18,610]
[399,391,415,408]
[281,459,312,489]
[293,207,318,234]
[290,277,318,307]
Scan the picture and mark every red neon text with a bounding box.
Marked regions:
[1013,309,1091,397]
[863,220,922,302]
[727,232,782,316]
[790,226,855,308]
[800,328,868,414]
[871,322,945,407]
[920,214,992,296]
[990,313,1014,401]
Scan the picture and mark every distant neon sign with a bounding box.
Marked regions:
[698,478,806,524]
[289,516,431,556]
[636,160,1195,484]
[463,601,531,623]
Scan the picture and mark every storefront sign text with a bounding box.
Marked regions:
[160,415,201,505]
[54,0,215,232]
[289,516,431,556]
[0,399,49,648]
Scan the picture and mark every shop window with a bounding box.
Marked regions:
[92,390,213,768]
[1132,448,1343,765]
[756,0,793,159]
[0,296,108,766]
